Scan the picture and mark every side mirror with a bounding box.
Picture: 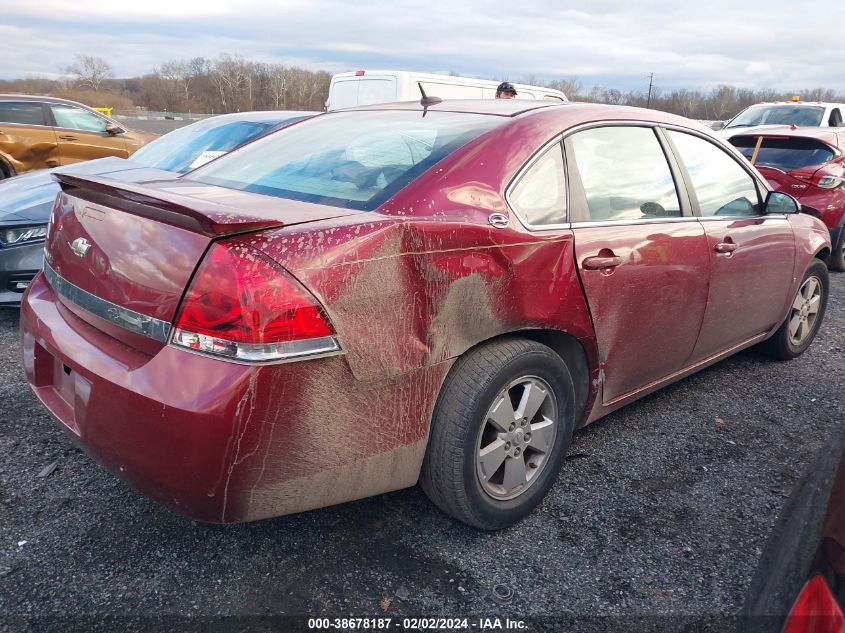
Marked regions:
[765,191,801,214]
[710,121,726,131]
[105,123,122,136]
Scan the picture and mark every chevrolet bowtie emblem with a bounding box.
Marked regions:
[70,237,91,257]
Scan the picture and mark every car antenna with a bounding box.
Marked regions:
[418,82,442,116]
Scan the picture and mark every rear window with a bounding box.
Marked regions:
[131,118,299,173]
[729,135,837,170]
[330,79,396,110]
[187,111,503,210]
[726,105,825,129]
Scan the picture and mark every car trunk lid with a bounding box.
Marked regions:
[45,174,359,350]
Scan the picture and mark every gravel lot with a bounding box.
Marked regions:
[0,273,842,632]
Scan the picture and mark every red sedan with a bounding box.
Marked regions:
[20,101,832,529]
[728,126,845,271]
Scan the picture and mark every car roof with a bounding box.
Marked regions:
[334,100,709,128]
[199,110,320,123]
[338,99,562,117]
[0,94,90,106]
[745,102,845,109]
[726,125,843,148]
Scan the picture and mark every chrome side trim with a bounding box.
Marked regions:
[43,261,172,343]
[570,216,699,229]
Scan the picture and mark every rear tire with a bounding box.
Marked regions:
[830,229,845,272]
[760,260,829,360]
[420,338,576,530]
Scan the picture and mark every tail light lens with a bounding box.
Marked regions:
[171,240,340,363]
[782,576,845,633]
[816,175,844,189]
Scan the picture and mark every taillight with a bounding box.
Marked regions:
[782,576,845,633]
[171,240,340,363]
[816,175,844,189]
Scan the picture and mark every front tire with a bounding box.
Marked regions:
[760,260,829,360]
[420,338,576,530]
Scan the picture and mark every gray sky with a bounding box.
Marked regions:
[1,0,837,92]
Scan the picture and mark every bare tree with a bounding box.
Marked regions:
[268,63,293,109]
[64,54,113,91]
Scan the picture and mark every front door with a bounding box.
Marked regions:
[664,130,795,362]
[567,125,711,404]
[48,103,128,165]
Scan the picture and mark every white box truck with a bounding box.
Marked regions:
[326,70,567,111]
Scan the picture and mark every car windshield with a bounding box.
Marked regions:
[726,105,826,129]
[729,135,837,170]
[185,111,504,210]
[130,116,304,173]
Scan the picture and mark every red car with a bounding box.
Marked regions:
[728,126,845,271]
[20,101,832,529]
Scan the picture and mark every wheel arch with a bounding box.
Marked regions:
[439,328,594,425]
[0,154,15,178]
[815,246,831,266]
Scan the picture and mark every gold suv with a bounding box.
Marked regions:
[0,95,156,180]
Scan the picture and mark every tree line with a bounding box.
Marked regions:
[1,53,843,121]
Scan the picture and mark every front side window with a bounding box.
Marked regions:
[50,104,109,132]
[668,131,761,217]
[509,141,566,226]
[570,126,681,221]
[0,102,45,126]
[187,111,503,211]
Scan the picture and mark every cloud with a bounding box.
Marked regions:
[2,0,843,92]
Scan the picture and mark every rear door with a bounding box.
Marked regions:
[47,103,128,165]
[665,129,795,361]
[0,101,60,174]
[566,125,711,404]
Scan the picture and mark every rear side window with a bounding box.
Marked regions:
[188,111,503,210]
[509,141,566,226]
[729,135,836,171]
[570,126,681,221]
[0,102,44,125]
[669,131,761,217]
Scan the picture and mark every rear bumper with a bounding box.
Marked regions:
[21,272,435,522]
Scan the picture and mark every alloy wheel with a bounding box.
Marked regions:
[475,376,558,501]
[788,276,822,346]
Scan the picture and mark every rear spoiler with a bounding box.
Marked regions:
[53,173,285,237]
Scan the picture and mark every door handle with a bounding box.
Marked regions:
[714,241,737,254]
[583,255,622,270]
[59,135,77,141]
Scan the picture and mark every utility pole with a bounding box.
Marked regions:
[647,72,654,108]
